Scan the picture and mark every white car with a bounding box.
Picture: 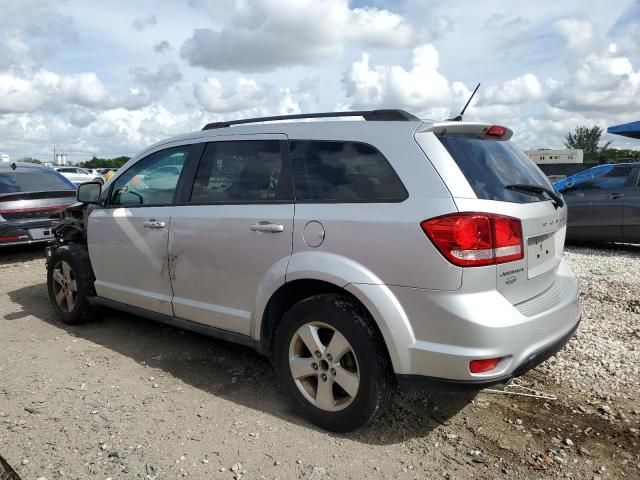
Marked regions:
[54,167,105,185]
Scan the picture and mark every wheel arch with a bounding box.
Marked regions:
[258,279,413,374]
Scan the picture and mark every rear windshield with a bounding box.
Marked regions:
[439,136,553,203]
[0,168,76,194]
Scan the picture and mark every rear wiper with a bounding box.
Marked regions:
[505,184,564,209]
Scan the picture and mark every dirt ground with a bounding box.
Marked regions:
[1,245,638,480]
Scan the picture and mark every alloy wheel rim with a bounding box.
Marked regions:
[288,321,360,412]
[52,260,77,313]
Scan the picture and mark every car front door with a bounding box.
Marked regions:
[68,168,84,184]
[58,168,77,183]
[168,135,294,336]
[76,168,92,182]
[87,144,194,315]
[623,167,640,242]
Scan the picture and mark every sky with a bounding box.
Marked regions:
[1,0,640,163]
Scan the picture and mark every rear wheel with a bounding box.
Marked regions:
[47,244,97,324]
[274,294,394,432]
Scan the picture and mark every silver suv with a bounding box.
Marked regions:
[46,110,581,432]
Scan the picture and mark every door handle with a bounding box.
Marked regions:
[143,220,166,229]
[609,193,624,200]
[250,222,284,233]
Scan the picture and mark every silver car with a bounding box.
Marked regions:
[45,110,581,431]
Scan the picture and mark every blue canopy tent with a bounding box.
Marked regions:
[607,121,640,139]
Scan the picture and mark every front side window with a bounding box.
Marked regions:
[557,165,631,192]
[109,146,188,206]
[190,140,291,203]
[289,140,407,202]
[580,167,631,191]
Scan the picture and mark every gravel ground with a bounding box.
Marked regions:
[0,244,638,480]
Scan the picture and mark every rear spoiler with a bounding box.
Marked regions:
[417,122,513,140]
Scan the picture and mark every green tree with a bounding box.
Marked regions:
[80,156,130,169]
[564,126,612,163]
[599,147,640,163]
[19,157,43,164]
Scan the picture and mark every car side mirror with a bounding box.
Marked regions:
[77,182,102,204]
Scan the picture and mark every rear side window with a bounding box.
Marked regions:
[190,140,292,203]
[289,140,407,202]
[439,136,552,203]
[0,168,75,194]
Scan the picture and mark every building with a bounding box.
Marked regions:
[0,153,9,163]
[55,152,68,166]
[524,148,583,164]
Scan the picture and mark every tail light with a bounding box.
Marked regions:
[421,213,523,267]
[485,125,508,137]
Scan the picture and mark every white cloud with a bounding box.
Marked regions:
[0,64,183,114]
[193,77,267,112]
[132,15,157,31]
[2,2,640,161]
[345,7,423,48]
[153,40,171,53]
[130,63,183,93]
[343,45,452,118]
[481,74,544,105]
[554,18,597,53]
[0,70,108,113]
[547,19,640,114]
[0,0,75,68]
[181,0,424,71]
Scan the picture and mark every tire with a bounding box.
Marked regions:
[47,244,97,324]
[274,294,395,432]
[0,453,21,480]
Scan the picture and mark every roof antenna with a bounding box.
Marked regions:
[448,83,481,121]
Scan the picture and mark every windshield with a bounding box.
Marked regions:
[439,135,553,203]
[0,168,76,194]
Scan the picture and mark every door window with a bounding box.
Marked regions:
[109,146,189,206]
[190,140,291,203]
[570,167,631,192]
[289,140,407,202]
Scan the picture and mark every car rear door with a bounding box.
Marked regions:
[623,167,640,241]
[87,144,194,316]
[168,135,294,336]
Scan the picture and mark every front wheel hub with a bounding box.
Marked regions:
[52,260,77,313]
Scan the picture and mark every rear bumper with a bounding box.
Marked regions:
[348,258,581,383]
[0,220,56,247]
[397,317,580,391]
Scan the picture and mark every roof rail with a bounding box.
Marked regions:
[201,109,419,131]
